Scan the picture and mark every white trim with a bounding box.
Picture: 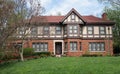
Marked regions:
[53,40,64,55]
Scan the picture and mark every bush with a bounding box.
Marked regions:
[82,54,102,57]
[0,52,4,60]
[33,52,51,57]
[23,48,34,57]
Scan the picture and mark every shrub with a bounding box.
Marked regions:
[0,52,4,60]
[1,52,14,60]
[33,52,51,57]
[82,54,102,57]
[23,48,34,57]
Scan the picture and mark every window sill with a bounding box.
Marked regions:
[69,51,83,52]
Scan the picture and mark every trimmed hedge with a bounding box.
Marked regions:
[23,48,34,57]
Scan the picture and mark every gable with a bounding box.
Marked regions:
[63,12,84,24]
[61,8,86,24]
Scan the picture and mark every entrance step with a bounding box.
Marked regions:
[56,55,61,57]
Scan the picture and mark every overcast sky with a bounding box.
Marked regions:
[41,0,106,17]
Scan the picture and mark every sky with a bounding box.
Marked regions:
[40,0,106,17]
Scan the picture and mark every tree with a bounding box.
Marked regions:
[98,0,120,54]
[0,0,45,61]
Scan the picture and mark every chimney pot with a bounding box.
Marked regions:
[102,13,107,20]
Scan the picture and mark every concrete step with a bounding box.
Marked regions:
[56,55,61,57]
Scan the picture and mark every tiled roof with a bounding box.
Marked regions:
[31,15,114,24]
[29,8,115,25]
[82,15,114,24]
[30,16,64,23]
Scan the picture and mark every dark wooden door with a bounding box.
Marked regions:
[55,42,62,55]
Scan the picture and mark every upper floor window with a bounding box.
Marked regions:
[56,26,62,34]
[99,26,105,34]
[69,25,78,34]
[64,26,67,34]
[44,26,49,35]
[80,26,82,34]
[70,42,77,51]
[31,27,37,35]
[18,27,25,35]
[71,14,75,20]
[87,26,93,34]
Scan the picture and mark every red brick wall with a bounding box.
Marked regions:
[64,39,113,56]
[14,39,113,56]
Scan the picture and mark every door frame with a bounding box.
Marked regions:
[54,40,64,55]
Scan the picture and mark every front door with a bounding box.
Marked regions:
[55,42,62,55]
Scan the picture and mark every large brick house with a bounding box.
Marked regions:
[16,8,115,56]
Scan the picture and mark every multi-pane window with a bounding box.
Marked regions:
[89,42,105,51]
[80,26,82,34]
[87,26,93,34]
[32,42,48,52]
[64,26,67,34]
[56,26,62,34]
[69,25,78,34]
[44,26,49,35]
[69,26,73,33]
[18,27,25,34]
[64,42,68,51]
[31,27,37,35]
[100,26,105,34]
[70,42,77,51]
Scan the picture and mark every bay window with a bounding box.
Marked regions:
[69,25,78,34]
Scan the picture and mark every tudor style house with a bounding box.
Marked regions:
[16,8,115,56]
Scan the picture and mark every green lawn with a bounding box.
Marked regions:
[0,57,120,74]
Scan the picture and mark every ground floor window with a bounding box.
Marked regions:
[70,42,77,51]
[89,42,105,51]
[32,42,48,52]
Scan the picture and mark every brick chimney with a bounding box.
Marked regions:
[102,13,107,20]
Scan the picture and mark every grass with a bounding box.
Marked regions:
[0,57,120,74]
